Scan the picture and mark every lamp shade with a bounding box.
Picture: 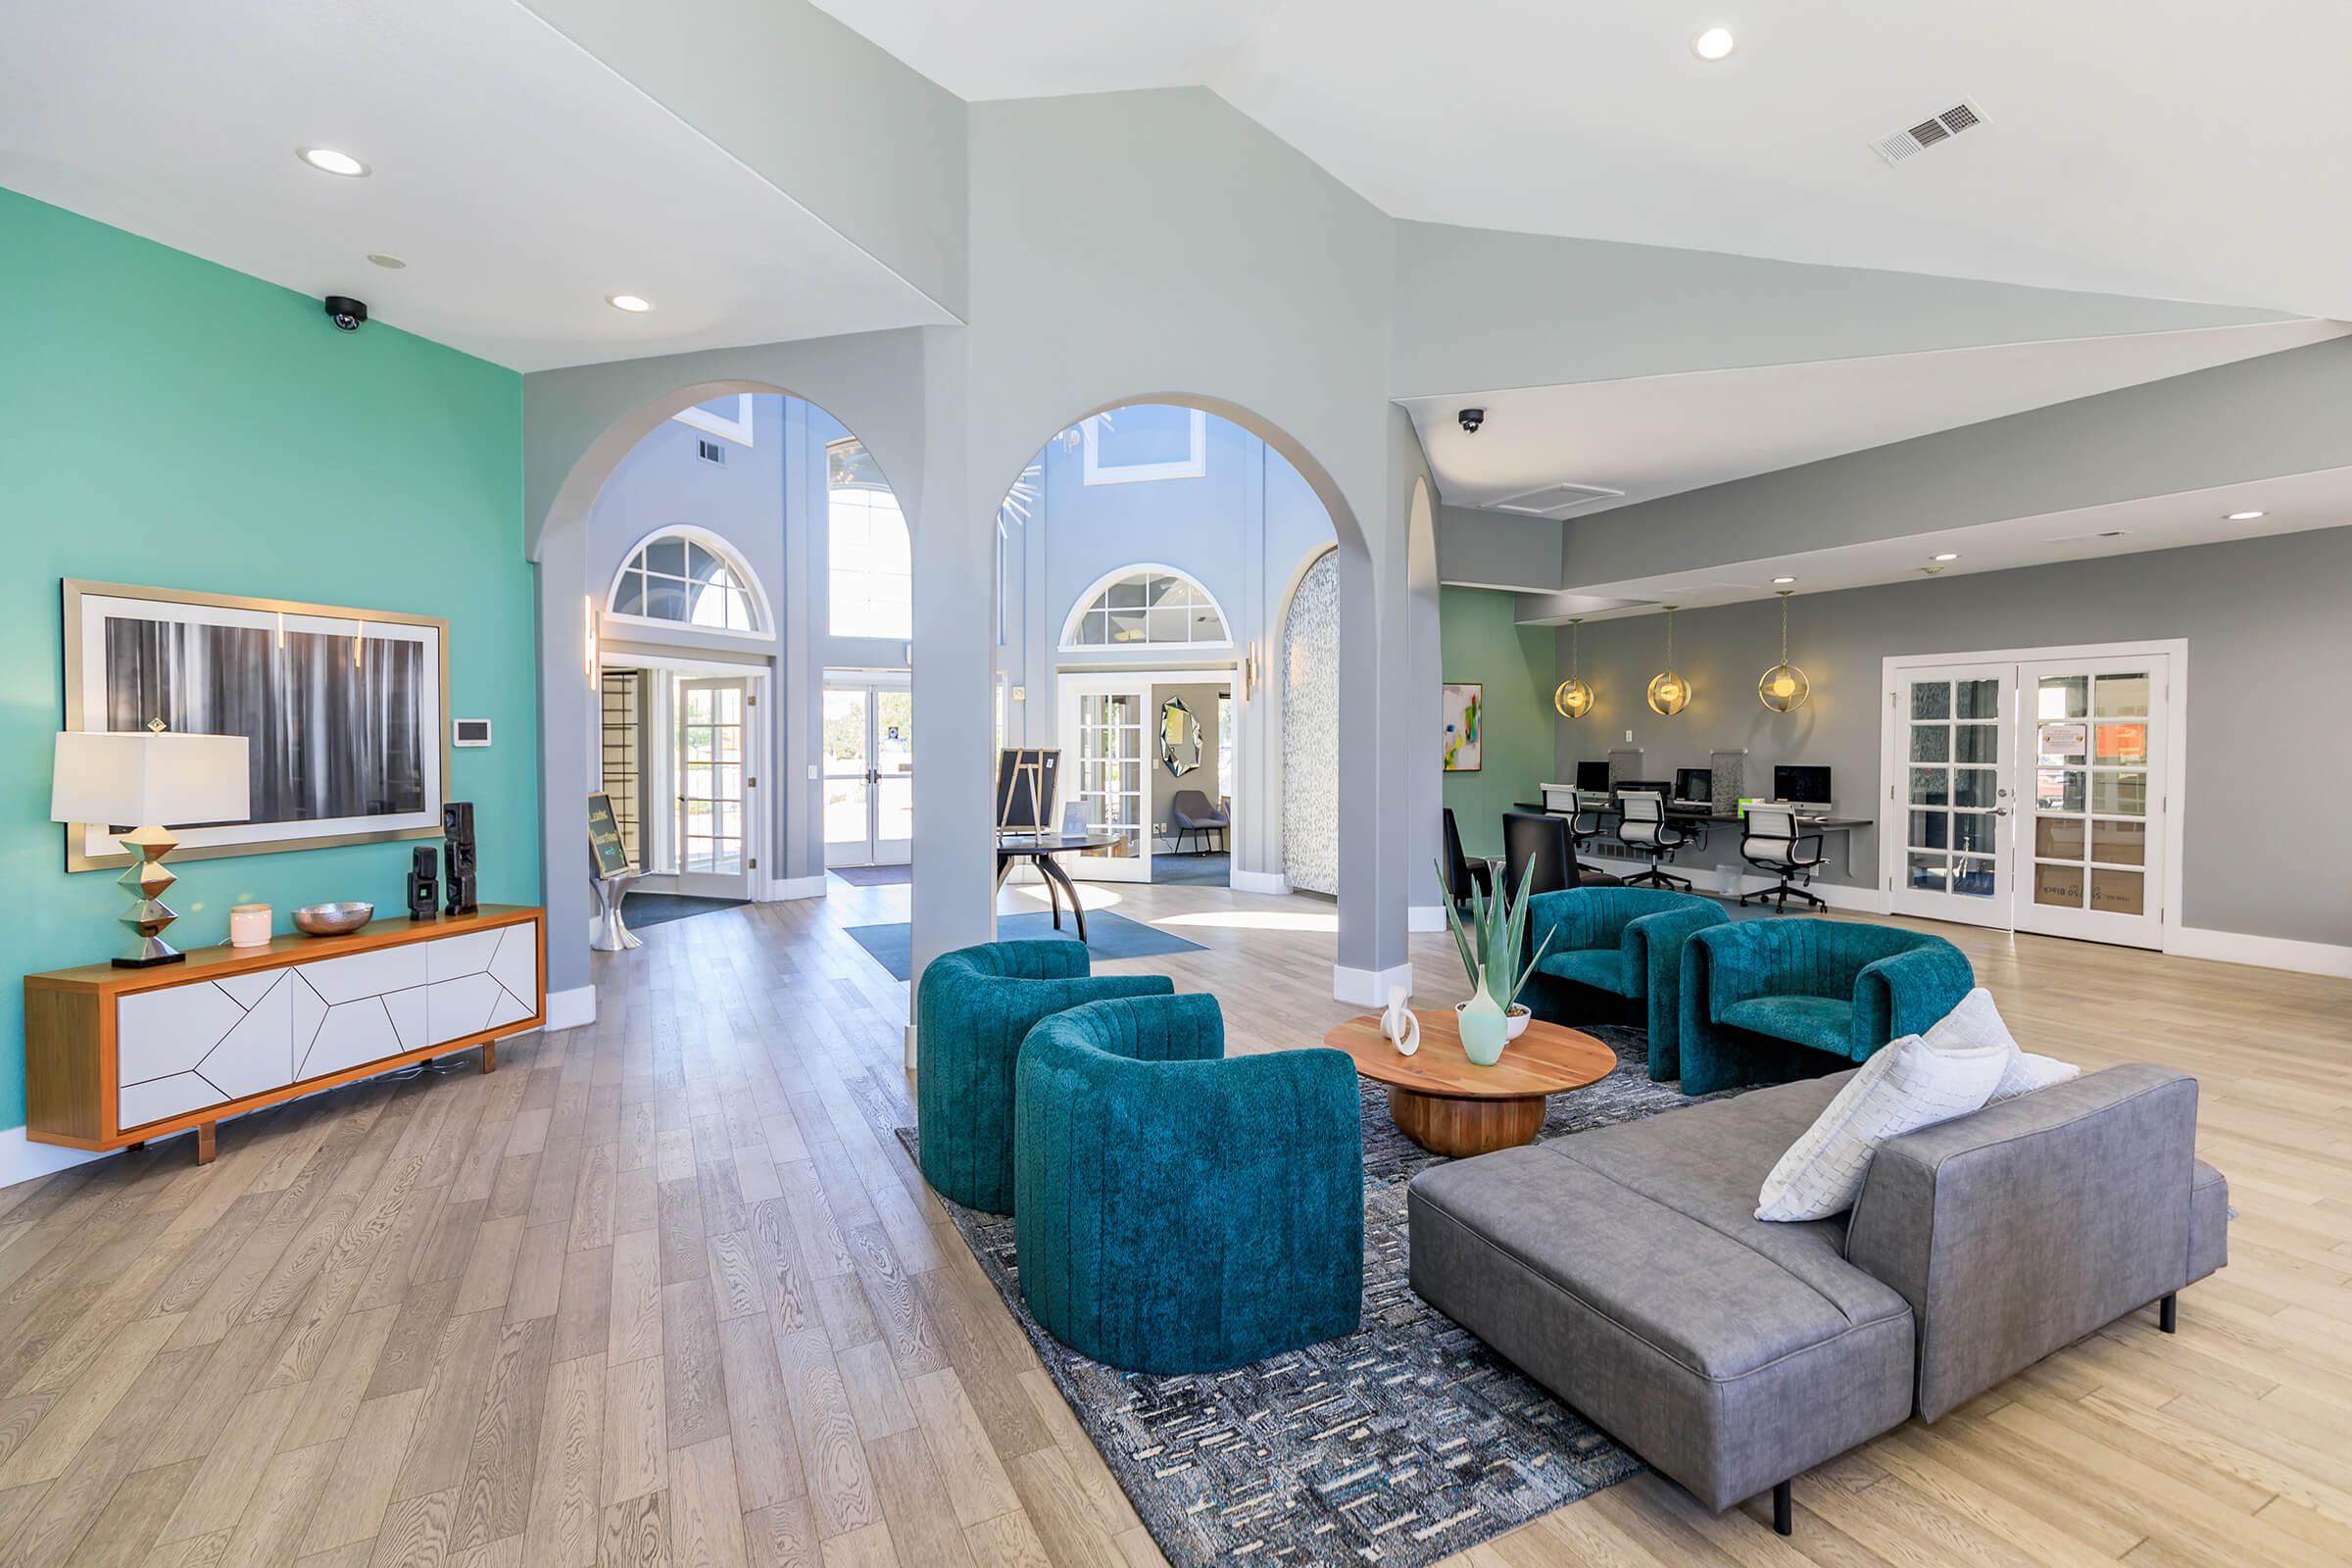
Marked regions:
[51,731,251,827]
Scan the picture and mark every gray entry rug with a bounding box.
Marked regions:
[897,1023,1738,1567]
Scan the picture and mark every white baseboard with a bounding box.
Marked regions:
[1230,869,1290,896]
[0,1126,111,1191]
[544,985,597,1031]
[1333,959,1413,1007]
[1579,856,1883,913]
[905,1022,917,1072]
[1407,904,1447,934]
[2167,926,2352,978]
[766,875,828,902]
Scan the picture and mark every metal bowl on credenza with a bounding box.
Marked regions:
[292,901,374,936]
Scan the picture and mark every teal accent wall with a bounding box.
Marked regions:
[0,187,537,1134]
[1440,587,1556,860]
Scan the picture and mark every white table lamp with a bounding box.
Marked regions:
[52,724,252,966]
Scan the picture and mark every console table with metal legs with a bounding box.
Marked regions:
[993,832,1123,944]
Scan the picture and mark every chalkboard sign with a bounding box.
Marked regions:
[995,749,1060,833]
[588,792,632,880]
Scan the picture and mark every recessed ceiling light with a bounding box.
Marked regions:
[1771,575,1796,584]
[607,294,653,314]
[1691,26,1737,61]
[2226,510,2265,520]
[297,147,368,177]
[1932,553,1960,562]
[366,253,406,270]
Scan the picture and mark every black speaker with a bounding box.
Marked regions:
[407,845,439,921]
[442,800,478,916]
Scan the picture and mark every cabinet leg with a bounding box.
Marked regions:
[126,1141,147,1152]
[481,1041,496,1074]
[194,1122,216,1165]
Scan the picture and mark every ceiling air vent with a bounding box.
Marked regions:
[696,439,727,466]
[1871,100,1986,165]
[1488,481,1626,518]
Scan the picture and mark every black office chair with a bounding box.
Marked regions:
[1441,808,1494,914]
[1502,811,1624,901]
[1168,789,1229,854]
[1739,804,1827,911]
[1568,797,1608,856]
[1615,791,1692,891]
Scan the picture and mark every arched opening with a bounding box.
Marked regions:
[990,400,1345,924]
[533,379,919,989]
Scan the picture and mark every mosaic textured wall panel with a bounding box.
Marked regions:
[1282,549,1340,896]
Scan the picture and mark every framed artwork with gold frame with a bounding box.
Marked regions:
[63,579,452,870]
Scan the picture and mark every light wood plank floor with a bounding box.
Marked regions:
[0,872,2345,1566]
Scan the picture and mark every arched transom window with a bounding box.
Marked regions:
[1062,566,1232,649]
[610,528,765,634]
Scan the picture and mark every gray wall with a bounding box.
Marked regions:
[1148,681,1226,839]
[1550,526,2352,946]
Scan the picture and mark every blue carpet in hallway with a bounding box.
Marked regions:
[842,909,1205,981]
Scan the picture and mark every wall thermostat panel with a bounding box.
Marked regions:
[453,718,493,748]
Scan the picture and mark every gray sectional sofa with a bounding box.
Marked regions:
[1406,1063,2229,1535]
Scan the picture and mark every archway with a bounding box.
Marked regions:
[528,371,922,1021]
[986,396,1352,938]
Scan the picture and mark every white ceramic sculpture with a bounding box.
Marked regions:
[1381,984,1421,1055]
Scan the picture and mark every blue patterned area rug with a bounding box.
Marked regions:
[844,910,1206,982]
[897,1024,1737,1567]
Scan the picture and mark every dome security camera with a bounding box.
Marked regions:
[324,295,369,332]
[1458,407,1486,434]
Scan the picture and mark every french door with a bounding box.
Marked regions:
[1886,648,2172,948]
[675,676,752,899]
[1054,678,1152,882]
[823,676,912,866]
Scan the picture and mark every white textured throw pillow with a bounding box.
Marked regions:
[1755,1030,2010,1222]
[1927,986,2082,1102]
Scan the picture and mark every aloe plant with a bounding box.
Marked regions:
[1435,858,1553,1011]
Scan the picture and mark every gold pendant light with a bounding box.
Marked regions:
[1758,590,1810,712]
[1553,616,1595,719]
[1646,604,1690,716]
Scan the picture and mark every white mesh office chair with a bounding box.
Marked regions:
[1739,805,1827,911]
[1616,791,1692,891]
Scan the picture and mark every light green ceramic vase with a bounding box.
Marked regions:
[1458,966,1508,1066]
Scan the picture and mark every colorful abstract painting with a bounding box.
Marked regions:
[1443,681,1482,771]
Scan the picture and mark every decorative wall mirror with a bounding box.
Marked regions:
[1159,696,1203,777]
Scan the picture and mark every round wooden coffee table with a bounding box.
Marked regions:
[1324,1008,1617,1156]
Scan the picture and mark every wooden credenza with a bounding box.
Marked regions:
[25,905,545,1163]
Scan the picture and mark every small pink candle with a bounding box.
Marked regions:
[229,904,272,948]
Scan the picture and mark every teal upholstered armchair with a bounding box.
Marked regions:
[1014,993,1364,1374]
[1523,887,1730,1081]
[915,941,1173,1214]
[1679,920,1974,1095]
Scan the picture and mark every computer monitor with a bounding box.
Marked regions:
[1672,767,1713,805]
[1616,779,1672,801]
[1575,760,1609,792]
[1775,764,1833,807]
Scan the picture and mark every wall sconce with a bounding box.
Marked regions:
[1553,616,1595,719]
[1758,590,1810,713]
[1646,605,1690,716]
[583,595,598,687]
[1241,640,1261,701]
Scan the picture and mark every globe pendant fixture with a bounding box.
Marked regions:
[1646,605,1690,716]
[1758,589,1810,713]
[1553,617,1595,719]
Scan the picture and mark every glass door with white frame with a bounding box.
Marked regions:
[675,676,752,899]
[1059,682,1151,881]
[823,678,913,866]
[2016,656,2167,947]
[1889,663,2015,925]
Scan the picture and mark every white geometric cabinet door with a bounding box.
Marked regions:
[115,976,295,1131]
[292,924,539,1083]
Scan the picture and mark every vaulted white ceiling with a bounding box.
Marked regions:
[816,0,2352,320]
[0,0,956,370]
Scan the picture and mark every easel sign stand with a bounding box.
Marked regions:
[589,790,643,953]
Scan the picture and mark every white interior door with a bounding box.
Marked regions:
[2015,655,2168,947]
[675,676,752,898]
[1056,679,1151,882]
[823,678,913,867]
[1887,662,2017,926]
